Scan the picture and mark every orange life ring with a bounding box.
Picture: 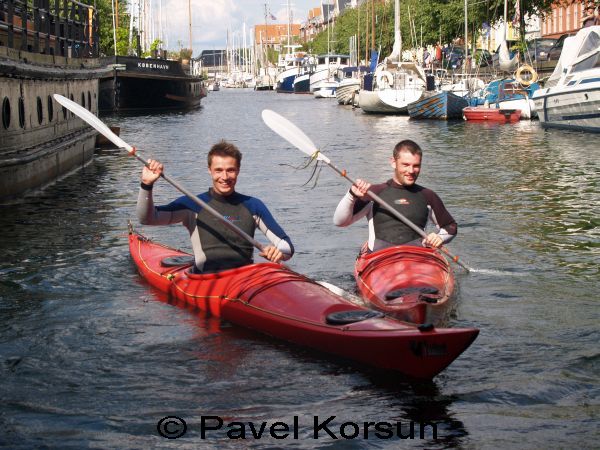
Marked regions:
[515,64,538,86]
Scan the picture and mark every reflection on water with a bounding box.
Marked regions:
[0,89,597,448]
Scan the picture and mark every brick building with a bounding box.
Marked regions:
[254,23,302,51]
[541,1,598,38]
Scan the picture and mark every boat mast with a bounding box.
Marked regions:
[371,0,375,51]
[287,0,291,51]
[503,0,508,41]
[357,4,360,64]
[158,0,163,47]
[263,3,268,70]
[389,0,401,62]
[464,0,468,74]
[188,0,193,54]
[111,0,118,55]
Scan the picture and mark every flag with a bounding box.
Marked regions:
[270,13,277,21]
[512,0,520,25]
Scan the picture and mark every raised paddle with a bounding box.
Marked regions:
[53,94,270,256]
[261,109,471,273]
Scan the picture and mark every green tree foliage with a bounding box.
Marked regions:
[94,0,133,56]
[304,0,558,59]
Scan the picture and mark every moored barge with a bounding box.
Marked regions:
[0,0,108,202]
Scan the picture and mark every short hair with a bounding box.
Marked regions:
[393,140,423,159]
[207,140,242,167]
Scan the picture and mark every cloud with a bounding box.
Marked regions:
[143,0,312,54]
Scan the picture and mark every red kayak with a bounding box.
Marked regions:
[355,245,455,325]
[129,230,478,379]
[462,106,521,123]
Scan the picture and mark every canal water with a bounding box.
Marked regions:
[0,89,597,448]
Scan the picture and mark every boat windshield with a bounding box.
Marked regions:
[546,27,600,87]
[577,29,600,59]
[572,52,600,73]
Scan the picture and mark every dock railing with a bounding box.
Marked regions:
[0,0,98,58]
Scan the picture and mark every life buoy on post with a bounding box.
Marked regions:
[515,64,538,87]
[376,71,394,88]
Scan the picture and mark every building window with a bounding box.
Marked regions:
[37,96,43,125]
[47,95,54,122]
[559,7,563,33]
[18,97,25,129]
[2,97,10,129]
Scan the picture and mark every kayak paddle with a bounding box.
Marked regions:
[261,109,471,273]
[53,94,270,256]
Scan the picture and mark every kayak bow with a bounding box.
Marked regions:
[355,245,455,325]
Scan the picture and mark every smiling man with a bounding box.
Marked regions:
[333,140,456,253]
[137,140,293,272]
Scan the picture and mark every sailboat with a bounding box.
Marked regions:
[498,0,519,72]
[465,1,539,121]
[407,0,474,119]
[358,0,426,114]
[309,7,350,98]
[335,36,365,105]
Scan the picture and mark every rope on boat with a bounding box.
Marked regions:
[279,150,323,189]
[229,265,318,303]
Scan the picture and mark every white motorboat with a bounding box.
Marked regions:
[313,80,338,98]
[335,66,366,105]
[532,26,600,132]
[356,0,425,114]
[308,54,350,93]
[358,61,427,114]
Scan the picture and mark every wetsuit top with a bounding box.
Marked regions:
[137,185,294,272]
[333,179,457,251]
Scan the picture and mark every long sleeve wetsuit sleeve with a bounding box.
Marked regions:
[332,191,372,227]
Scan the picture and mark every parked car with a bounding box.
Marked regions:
[525,38,558,61]
[443,47,465,69]
[545,33,572,61]
[442,47,492,69]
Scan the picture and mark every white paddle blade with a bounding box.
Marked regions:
[53,94,133,151]
[316,281,366,306]
[261,109,330,163]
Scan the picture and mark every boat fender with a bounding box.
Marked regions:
[160,255,195,267]
[515,65,538,87]
[376,71,394,88]
[326,310,385,325]
[418,323,435,332]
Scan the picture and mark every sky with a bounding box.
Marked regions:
[141,0,316,54]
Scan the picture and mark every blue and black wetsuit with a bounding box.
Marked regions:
[137,185,294,272]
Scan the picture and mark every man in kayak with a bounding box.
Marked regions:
[333,139,456,252]
[137,140,294,272]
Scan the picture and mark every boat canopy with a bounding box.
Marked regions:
[546,26,600,88]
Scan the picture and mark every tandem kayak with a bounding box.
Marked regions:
[355,245,455,325]
[129,230,478,379]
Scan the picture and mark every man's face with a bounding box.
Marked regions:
[391,150,422,186]
[208,155,239,196]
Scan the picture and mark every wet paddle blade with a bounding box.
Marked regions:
[53,94,133,151]
[317,281,365,306]
[261,109,330,163]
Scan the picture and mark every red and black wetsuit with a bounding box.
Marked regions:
[333,179,457,251]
